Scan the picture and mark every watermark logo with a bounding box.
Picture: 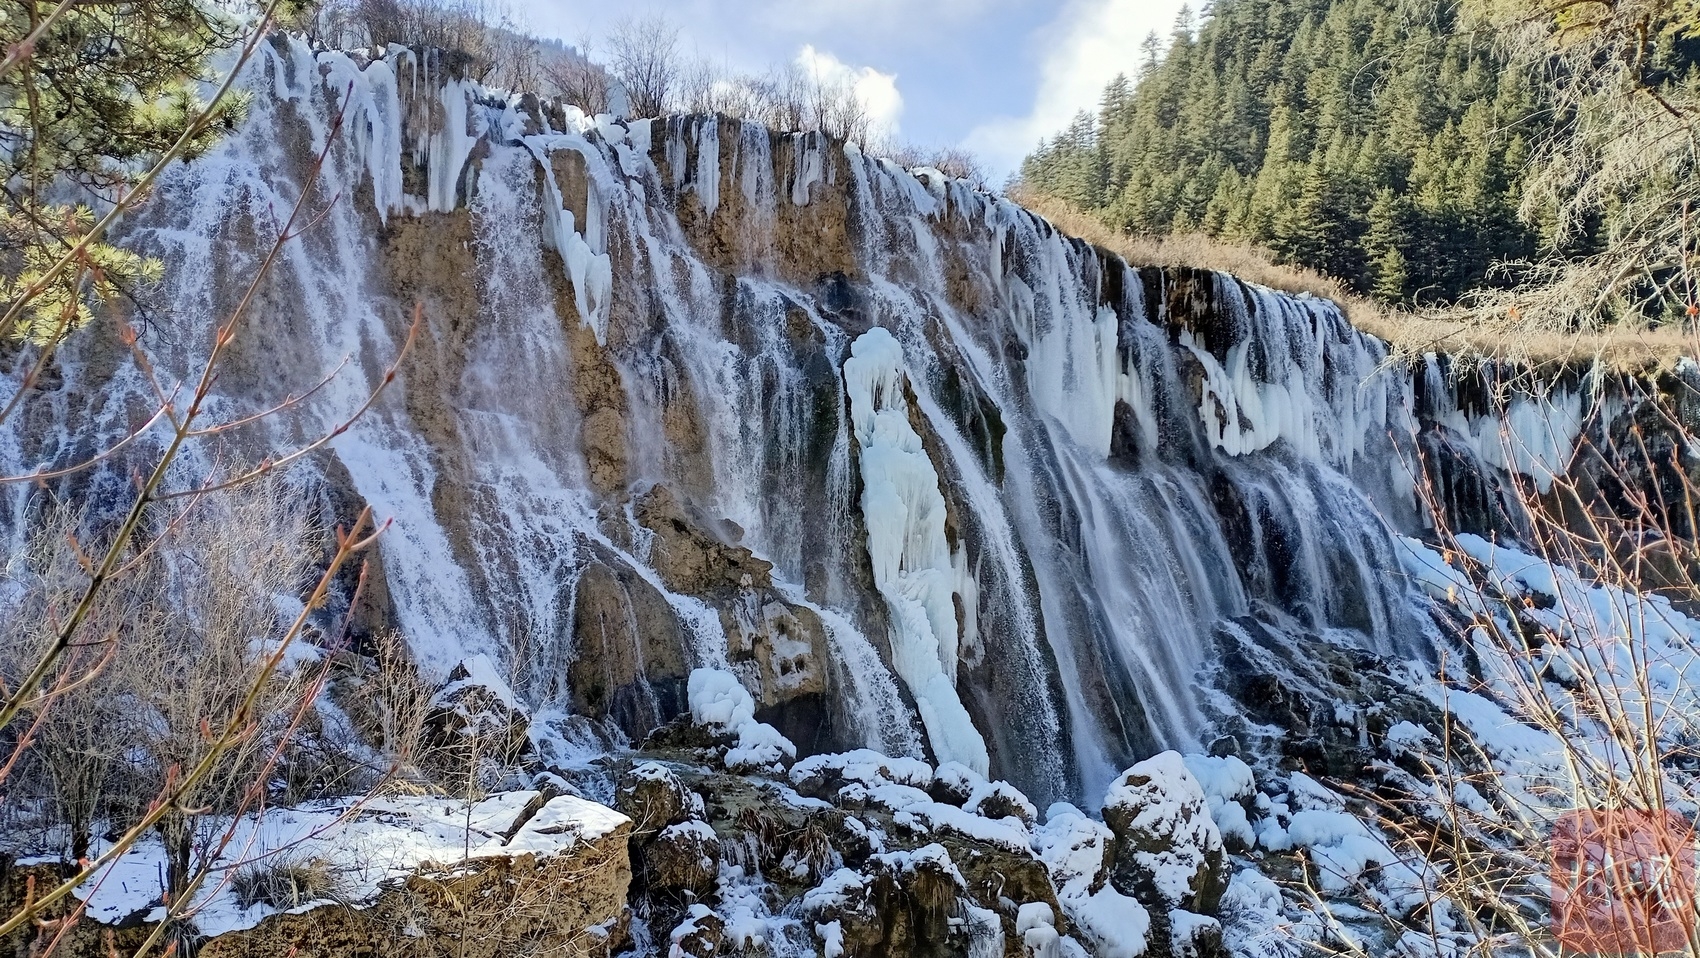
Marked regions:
[1552,808,1698,956]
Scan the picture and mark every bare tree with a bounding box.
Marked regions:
[606,14,680,118]
[666,55,887,149]
[543,42,612,116]
[481,20,542,91]
[887,143,990,189]
[1468,0,1700,329]
[803,67,871,148]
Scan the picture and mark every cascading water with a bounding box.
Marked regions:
[0,36,1605,810]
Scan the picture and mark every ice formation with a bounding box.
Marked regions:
[843,327,991,775]
[0,33,1681,956]
[688,668,797,771]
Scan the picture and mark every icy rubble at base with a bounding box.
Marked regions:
[1182,754,1257,850]
[669,903,719,958]
[1218,870,1295,958]
[71,791,628,938]
[1398,532,1700,775]
[1169,910,1223,954]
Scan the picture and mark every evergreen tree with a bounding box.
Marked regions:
[0,0,286,343]
[1017,0,1550,308]
[1364,188,1411,301]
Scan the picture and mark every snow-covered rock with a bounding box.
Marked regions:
[686,668,797,772]
[1035,803,1152,958]
[616,761,699,835]
[1102,751,1227,913]
[799,843,971,958]
[645,820,722,896]
[78,792,631,951]
[1183,753,1257,852]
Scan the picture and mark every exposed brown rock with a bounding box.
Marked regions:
[1,809,633,958]
[422,659,531,775]
[667,907,725,957]
[653,117,859,291]
[198,818,632,958]
[726,600,829,707]
[641,821,721,897]
[614,762,698,837]
[569,559,690,740]
[0,863,153,958]
[549,146,591,232]
[581,407,630,493]
[632,484,773,594]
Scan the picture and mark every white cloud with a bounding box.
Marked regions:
[796,45,904,138]
[965,0,1187,179]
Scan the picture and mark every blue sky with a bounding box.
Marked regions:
[509,0,1191,179]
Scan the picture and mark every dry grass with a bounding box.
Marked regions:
[232,854,348,910]
[1010,190,1699,374]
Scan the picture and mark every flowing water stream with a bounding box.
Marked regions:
[0,38,1587,808]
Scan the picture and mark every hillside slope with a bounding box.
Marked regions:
[1021,0,1545,307]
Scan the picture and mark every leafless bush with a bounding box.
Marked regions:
[0,478,320,888]
[325,630,435,794]
[1312,376,1700,956]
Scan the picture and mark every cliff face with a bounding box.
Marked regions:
[0,36,1676,815]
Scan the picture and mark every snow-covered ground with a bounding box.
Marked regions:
[62,791,627,938]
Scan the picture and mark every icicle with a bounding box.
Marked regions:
[427,79,478,212]
[843,328,990,775]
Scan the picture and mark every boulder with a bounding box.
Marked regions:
[727,599,830,707]
[642,821,721,897]
[1102,751,1228,915]
[633,484,772,595]
[615,762,698,837]
[928,761,982,806]
[801,844,967,958]
[667,905,725,957]
[191,794,633,958]
[422,656,530,784]
[965,780,1039,827]
[569,558,690,740]
[1166,909,1228,958]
